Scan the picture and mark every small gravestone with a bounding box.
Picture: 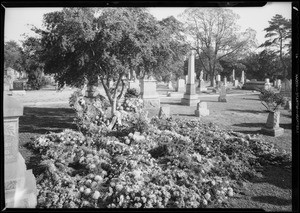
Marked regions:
[241,71,245,84]
[223,77,227,86]
[264,78,271,90]
[195,101,209,117]
[11,80,26,96]
[280,79,291,99]
[233,79,239,87]
[261,111,284,137]
[141,77,160,108]
[158,106,171,118]
[177,79,185,93]
[284,100,292,110]
[168,81,174,90]
[218,85,227,102]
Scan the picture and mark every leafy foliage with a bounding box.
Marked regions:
[4,40,24,71]
[258,88,285,112]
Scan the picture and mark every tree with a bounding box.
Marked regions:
[21,36,45,89]
[34,7,175,114]
[180,8,257,86]
[4,40,23,71]
[157,16,190,81]
[259,14,291,78]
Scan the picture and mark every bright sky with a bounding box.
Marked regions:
[4,2,292,46]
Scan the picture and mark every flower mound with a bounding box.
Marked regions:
[29,92,291,208]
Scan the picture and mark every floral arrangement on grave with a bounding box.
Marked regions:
[258,88,285,112]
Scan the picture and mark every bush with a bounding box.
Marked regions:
[258,88,285,112]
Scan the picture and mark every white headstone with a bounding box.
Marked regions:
[216,74,221,82]
[241,71,245,84]
[177,79,185,93]
[232,69,235,81]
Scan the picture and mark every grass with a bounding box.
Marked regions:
[16,89,292,211]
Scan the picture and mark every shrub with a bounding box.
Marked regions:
[258,88,285,112]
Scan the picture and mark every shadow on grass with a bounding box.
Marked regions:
[177,114,195,117]
[247,165,292,190]
[19,107,77,134]
[232,122,265,128]
[280,123,292,129]
[160,102,182,106]
[251,196,291,206]
[227,109,265,114]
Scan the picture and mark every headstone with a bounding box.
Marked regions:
[129,79,140,93]
[141,77,160,108]
[218,85,227,102]
[4,95,37,208]
[261,111,284,137]
[241,71,245,84]
[280,79,291,99]
[223,77,227,86]
[199,79,207,91]
[232,69,235,81]
[233,79,239,87]
[177,79,185,93]
[276,79,282,89]
[181,50,199,106]
[264,78,271,90]
[11,80,26,96]
[284,100,292,110]
[168,81,174,90]
[195,101,209,117]
[158,106,171,118]
[246,79,250,82]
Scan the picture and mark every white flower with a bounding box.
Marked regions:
[92,191,100,200]
[204,193,211,200]
[84,188,91,196]
[202,199,208,205]
[94,175,103,182]
[227,187,234,197]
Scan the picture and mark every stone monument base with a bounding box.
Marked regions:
[11,90,26,96]
[181,94,199,106]
[261,127,284,137]
[195,108,209,117]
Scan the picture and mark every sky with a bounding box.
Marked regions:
[4,2,292,46]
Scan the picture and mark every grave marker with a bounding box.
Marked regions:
[4,95,37,208]
[280,79,291,98]
[261,111,284,137]
[181,50,199,106]
[177,79,185,93]
[141,77,160,108]
[241,71,245,84]
[218,85,227,102]
[195,101,209,117]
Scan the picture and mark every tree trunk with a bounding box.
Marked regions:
[111,96,117,116]
[210,73,215,87]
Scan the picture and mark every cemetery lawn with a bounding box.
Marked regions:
[17,90,292,211]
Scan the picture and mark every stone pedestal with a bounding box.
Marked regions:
[176,79,185,93]
[4,95,37,208]
[181,50,199,106]
[195,102,209,117]
[141,78,160,108]
[261,111,284,137]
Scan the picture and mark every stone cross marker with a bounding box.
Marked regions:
[218,85,227,102]
[181,50,199,106]
[4,95,37,208]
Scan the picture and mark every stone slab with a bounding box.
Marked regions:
[261,127,284,137]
